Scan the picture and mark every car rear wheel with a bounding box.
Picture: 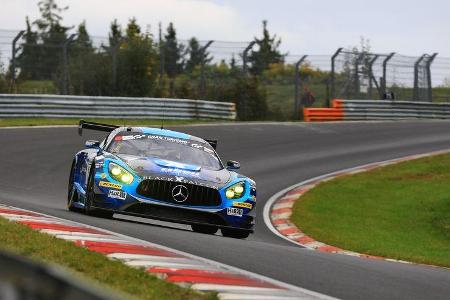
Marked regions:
[191,224,218,235]
[221,228,250,239]
[85,164,114,219]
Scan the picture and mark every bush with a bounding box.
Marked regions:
[233,76,268,121]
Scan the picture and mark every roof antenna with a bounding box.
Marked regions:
[161,98,165,130]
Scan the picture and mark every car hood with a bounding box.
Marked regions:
[116,154,231,189]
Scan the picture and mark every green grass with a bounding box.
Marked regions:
[16,80,58,94]
[291,153,450,267]
[0,217,216,300]
[0,118,222,127]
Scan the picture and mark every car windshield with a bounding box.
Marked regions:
[107,134,222,170]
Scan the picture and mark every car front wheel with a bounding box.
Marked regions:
[85,165,113,219]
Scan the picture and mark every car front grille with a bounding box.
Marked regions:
[136,179,222,207]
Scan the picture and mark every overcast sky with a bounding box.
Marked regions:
[1,0,450,56]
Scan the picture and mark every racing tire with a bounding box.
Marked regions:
[221,228,250,239]
[85,164,114,219]
[191,224,218,234]
[67,161,79,212]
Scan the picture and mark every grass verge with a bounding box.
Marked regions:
[0,217,216,300]
[291,153,450,267]
[0,118,222,127]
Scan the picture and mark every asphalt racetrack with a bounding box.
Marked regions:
[1,121,450,299]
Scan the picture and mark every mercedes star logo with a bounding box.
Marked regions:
[172,185,189,203]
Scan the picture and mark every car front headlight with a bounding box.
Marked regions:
[225,182,245,199]
[108,162,134,184]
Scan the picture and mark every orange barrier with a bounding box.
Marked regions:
[303,107,343,122]
[331,99,344,108]
[302,99,345,122]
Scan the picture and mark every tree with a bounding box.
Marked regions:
[16,17,40,80]
[115,18,158,97]
[247,20,284,76]
[72,21,92,50]
[233,76,268,120]
[163,23,184,96]
[108,19,122,48]
[185,37,212,73]
[33,0,72,80]
[69,21,96,94]
[340,37,372,99]
[0,51,7,92]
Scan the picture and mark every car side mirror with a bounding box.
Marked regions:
[85,140,100,149]
[226,160,240,170]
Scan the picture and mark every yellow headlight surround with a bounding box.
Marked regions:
[108,162,134,185]
[225,183,245,199]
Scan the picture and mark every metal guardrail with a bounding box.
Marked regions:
[0,94,236,120]
[336,99,450,120]
[0,250,119,300]
[303,99,450,121]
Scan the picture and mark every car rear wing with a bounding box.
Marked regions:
[78,120,119,136]
[205,139,218,150]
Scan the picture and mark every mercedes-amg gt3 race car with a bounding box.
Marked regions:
[68,120,256,238]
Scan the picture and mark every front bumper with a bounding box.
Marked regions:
[92,180,256,232]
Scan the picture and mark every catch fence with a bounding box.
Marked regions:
[0,29,449,120]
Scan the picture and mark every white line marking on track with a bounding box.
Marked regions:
[125,261,204,269]
[56,235,124,243]
[219,294,310,300]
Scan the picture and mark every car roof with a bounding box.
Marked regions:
[115,127,208,144]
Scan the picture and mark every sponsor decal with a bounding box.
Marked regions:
[143,176,218,190]
[115,134,215,154]
[108,190,127,200]
[160,167,200,178]
[99,181,122,190]
[232,202,253,209]
[227,207,243,217]
[95,156,105,168]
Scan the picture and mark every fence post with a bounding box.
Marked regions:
[413,54,426,101]
[368,55,379,99]
[242,41,256,74]
[10,30,25,90]
[354,53,365,99]
[158,23,165,88]
[294,55,308,118]
[199,40,213,98]
[62,34,76,95]
[330,47,343,99]
[426,53,438,102]
[381,52,395,97]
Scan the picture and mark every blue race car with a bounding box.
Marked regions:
[68,120,256,238]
